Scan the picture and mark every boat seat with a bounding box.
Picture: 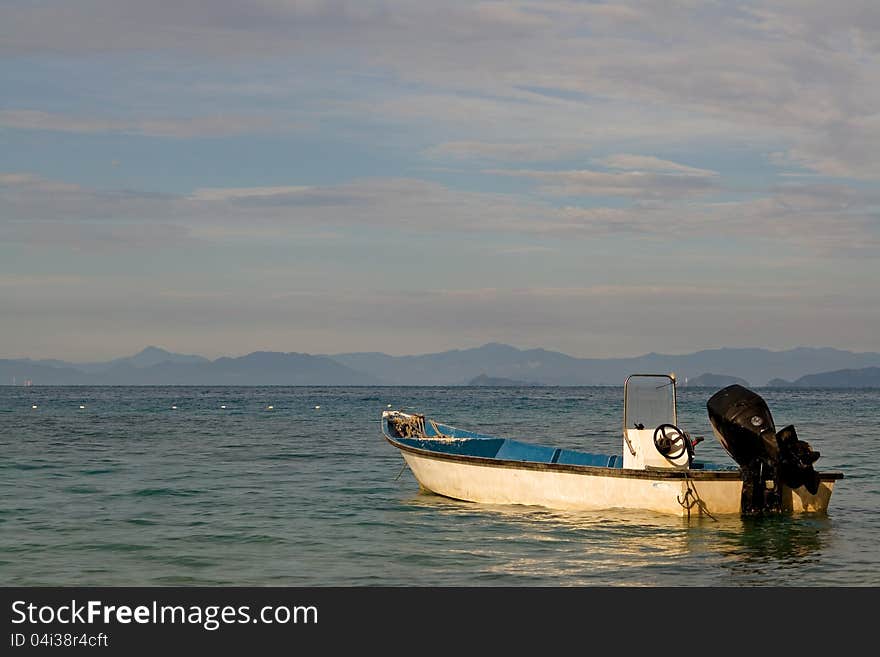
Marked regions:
[494,440,622,468]
[395,433,623,468]
[555,450,623,468]
[494,440,558,463]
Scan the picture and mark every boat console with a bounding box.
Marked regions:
[622,374,693,470]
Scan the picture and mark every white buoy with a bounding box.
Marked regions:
[267,405,274,410]
[79,405,85,409]
[314,405,320,410]
[31,404,38,409]
[387,404,392,408]
[171,405,177,410]
[221,405,227,409]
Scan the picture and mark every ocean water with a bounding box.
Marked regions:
[1,386,877,586]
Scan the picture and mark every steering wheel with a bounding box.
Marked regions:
[653,423,688,460]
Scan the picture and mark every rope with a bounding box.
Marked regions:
[387,413,458,442]
[428,419,451,440]
[388,413,426,438]
[677,475,717,521]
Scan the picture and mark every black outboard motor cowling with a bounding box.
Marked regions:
[707,385,821,514]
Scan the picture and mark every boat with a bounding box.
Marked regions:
[381,374,843,517]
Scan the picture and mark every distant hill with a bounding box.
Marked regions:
[467,373,540,386]
[49,346,210,374]
[769,366,880,388]
[330,343,880,386]
[685,373,749,387]
[1,349,378,385]
[111,346,209,369]
[4,344,880,386]
[0,360,91,385]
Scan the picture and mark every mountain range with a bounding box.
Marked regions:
[2,344,880,387]
[327,343,880,386]
[0,347,378,386]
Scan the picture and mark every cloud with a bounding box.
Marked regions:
[3,2,879,357]
[0,172,81,193]
[0,173,546,245]
[4,2,876,174]
[424,141,589,162]
[189,186,313,202]
[493,245,557,255]
[743,1,880,48]
[768,115,880,179]
[2,172,877,256]
[4,264,879,360]
[0,274,88,288]
[486,168,719,198]
[0,221,193,252]
[0,173,179,223]
[549,190,880,256]
[595,155,718,177]
[187,178,535,231]
[0,109,276,138]
[0,172,194,250]
[365,91,748,147]
[428,283,806,305]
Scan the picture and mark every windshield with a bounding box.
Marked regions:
[623,374,677,431]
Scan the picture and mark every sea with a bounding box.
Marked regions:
[1,386,877,586]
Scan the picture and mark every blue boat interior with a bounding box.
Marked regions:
[383,415,735,471]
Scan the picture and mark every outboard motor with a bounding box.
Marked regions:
[707,385,821,514]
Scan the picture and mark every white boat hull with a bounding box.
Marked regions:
[400,450,836,517]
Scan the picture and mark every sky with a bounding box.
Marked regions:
[1,0,879,360]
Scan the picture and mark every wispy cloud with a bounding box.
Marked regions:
[2,172,877,255]
[0,109,277,138]
[0,220,194,252]
[189,186,313,202]
[2,1,879,356]
[485,168,719,198]
[0,172,81,193]
[550,189,880,255]
[0,274,88,288]
[424,141,590,162]
[4,2,876,173]
[5,271,879,360]
[493,245,557,255]
[595,155,718,177]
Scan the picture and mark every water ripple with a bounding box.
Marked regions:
[0,385,877,585]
